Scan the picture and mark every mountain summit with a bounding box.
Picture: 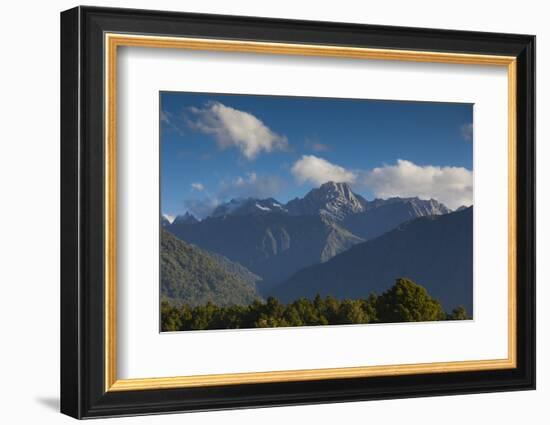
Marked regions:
[286,181,368,221]
[172,212,199,225]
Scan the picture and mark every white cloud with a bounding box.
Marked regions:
[219,172,283,199]
[160,110,170,123]
[305,138,331,152]
[183,172,284,218]
[160,110,185,136]
[311,143,330,152]
[190,182,205,191]
[461,123,473,141]
[291,155,356,186]
[362,159,472,210]
[183,197,220,219]
[187,102,288,160]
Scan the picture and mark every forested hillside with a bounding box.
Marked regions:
[161,229,262,307]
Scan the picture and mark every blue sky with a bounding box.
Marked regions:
[161,92,473,218]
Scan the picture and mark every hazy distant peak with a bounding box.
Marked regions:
[172,212,199,225]
[211,197,286,218]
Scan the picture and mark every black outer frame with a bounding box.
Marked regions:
[60,6,535,419]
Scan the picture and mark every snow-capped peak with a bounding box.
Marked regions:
[161,213,175,224]
[210,198,286,218]
[286,181,367,221]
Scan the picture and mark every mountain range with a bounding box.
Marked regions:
[168,213,362,289]
[211,198,288,217]
[342,197,450,240]
[163,181,472,313]
[272,206,473,312]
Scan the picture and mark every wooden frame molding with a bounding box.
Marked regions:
[103,33,518,392]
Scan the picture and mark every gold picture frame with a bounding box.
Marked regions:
[104,34,517,392]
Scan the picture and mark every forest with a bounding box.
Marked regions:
[161,278,470,332]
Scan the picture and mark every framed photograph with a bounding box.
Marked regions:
[60,6,535,419]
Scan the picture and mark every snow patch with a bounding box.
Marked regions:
[255,203,272,211]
